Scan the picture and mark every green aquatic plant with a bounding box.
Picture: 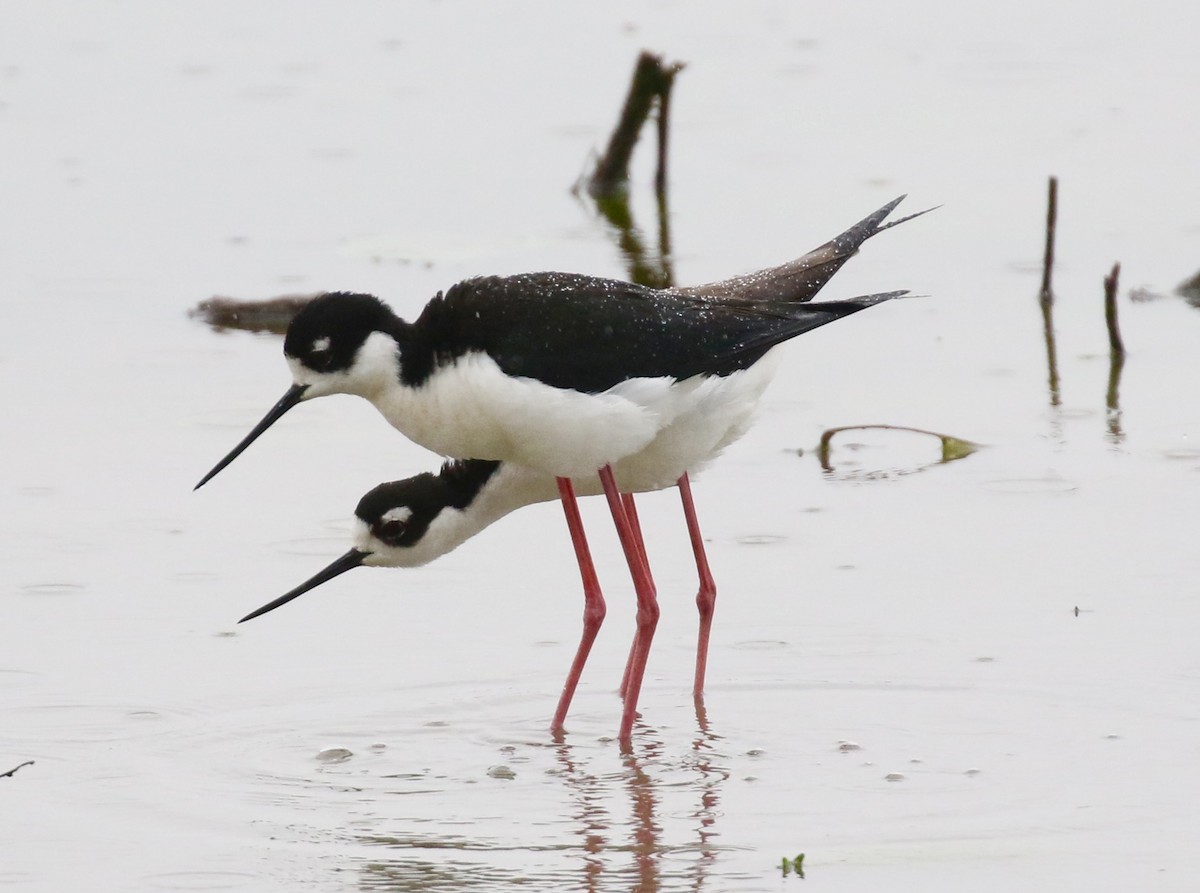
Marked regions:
[780,852,805,878]
[815,424,981,474]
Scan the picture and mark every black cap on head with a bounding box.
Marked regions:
[283,292,395,374]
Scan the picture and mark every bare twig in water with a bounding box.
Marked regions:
[189,294,319,335]
[583,51,685,200]
[1038,177,1061,407]
[816,424,980,472]
[1104,262,1126,444]
[1039,176,1058,302]
[1,760,34,778]
[576,51,684,289]
[1104,262,1125,355]
[652,59,682,198]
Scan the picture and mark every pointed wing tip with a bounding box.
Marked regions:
[873,202,939,235]
[860,289,913,305]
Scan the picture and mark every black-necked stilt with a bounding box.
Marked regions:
[236,459,637,735]
[200,196,929,746]
[231,285,888,730]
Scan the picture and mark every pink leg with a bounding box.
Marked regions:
[597,464,659,751]
[618,492,652,698]
[551,477,607,732]
[677,472,717,698]
[622,492,648,557]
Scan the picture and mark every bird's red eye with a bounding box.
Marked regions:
[377,519,408,543]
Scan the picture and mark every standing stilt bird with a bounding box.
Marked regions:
[198,196,930,747]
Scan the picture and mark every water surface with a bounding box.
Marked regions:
[3,2,1200,890]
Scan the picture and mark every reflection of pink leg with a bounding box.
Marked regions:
[598,464,659,750]
[551,477,607,732]
[677,472,717,697]
[618,492,652,698]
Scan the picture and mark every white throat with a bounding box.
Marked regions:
[287,331,401,401]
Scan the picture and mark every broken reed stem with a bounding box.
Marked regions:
[588,51,683,199]
[1104,262,1125,355]
[1039,176,1058,302]
[580,51,683,289]
[1103,263,1126,443]
[189,294,317,335]
[653,60,683,198]
[589,52,663,197]
[652,56,682,284]
[1037,176,1061,406]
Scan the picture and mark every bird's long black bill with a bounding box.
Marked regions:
[239,549,368,624]
[194,383,308,490]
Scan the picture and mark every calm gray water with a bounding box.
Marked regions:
[4,2,1200,890]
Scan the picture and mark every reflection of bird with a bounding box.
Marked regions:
[202,196,930,746]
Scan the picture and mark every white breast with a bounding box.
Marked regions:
[358,348,784,570]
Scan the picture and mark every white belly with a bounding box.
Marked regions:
[608,347,781,491]
[501,347,780,492]
[375,351,696,477]
[392,349,783,566]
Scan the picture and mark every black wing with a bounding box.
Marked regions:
[405,272,901,394]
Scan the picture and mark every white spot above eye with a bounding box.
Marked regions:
[381,506,414,525]
[311,336,331,353]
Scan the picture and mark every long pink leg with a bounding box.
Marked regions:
[677,472,717,697]
[597,464,659,750]
[618,492,652,698]
[551,477,607,732]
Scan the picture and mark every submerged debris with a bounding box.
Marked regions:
[815,424,981,477]
[1177,269,1200,308]
[189,293,319,335]
[1,760,34,779]
[315,746,354,763]
[580,50,686,200]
